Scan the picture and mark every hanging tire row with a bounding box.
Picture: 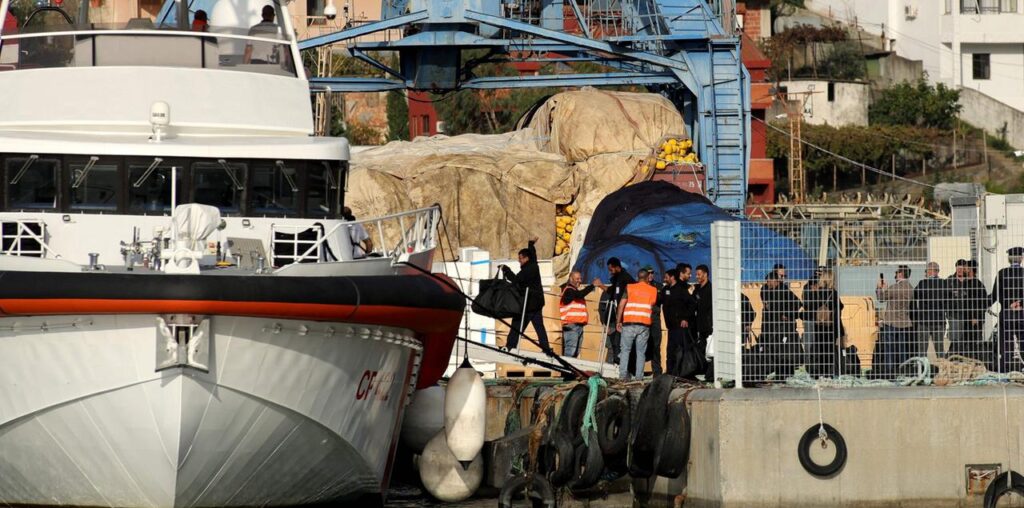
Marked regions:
[500,374,694,506]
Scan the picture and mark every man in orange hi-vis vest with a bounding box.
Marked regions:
[559,271,595,358]
[616,268,657,380]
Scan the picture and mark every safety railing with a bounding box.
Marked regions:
[286,205,441,266]
[0,219,60,258]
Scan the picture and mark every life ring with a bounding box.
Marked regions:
[984,471,1024,508]
[570,429,605,491]
[797,423,848,478]
[172,248,194,269]
[628,374,674,478]
[498,474,556,508]
[656,399,691,479]
[595,396,630,457]
[540,430,575,487]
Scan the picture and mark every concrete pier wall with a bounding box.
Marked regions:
[682,386,1024,507]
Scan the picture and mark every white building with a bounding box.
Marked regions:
[805,0,1024,113]
[774,80,871,127]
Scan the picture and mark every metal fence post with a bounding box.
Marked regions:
[712,221,743,387]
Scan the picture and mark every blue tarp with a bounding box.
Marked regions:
[573,182,815,283]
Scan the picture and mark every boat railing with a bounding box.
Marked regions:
[0,219,61,259]
[288,205,441,265]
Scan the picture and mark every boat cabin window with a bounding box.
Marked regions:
[192,161,245,214]
[0,154,345,217]
[251,161,298,215]
[5,156,59,210]
[2,0,296,76]
[69,159,119,211]
[128,160,185,213]
[306,162,340,217]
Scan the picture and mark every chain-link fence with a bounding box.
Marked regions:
[712,217,1024,386]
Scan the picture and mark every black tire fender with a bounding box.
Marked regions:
[655,399,691,479]
[628,374,674,478]
[541,430,576,487]
[797,423,848,478]
[984,471,1024,508]
[559,384,590,446]
[595,396,631,457]
[570,429,605,490]
[498,474,556,508]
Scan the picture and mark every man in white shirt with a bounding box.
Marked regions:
[344,207,372,259]
[244,5,279,64]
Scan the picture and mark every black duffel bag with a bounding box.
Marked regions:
[472,277,526,319]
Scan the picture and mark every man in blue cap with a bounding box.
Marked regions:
[991,247,1024,372]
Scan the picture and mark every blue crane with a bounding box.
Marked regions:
[298,0,750,212]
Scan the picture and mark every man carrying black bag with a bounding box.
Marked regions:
[501,237,550,352]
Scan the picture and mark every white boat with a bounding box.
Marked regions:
[0,1,464,506]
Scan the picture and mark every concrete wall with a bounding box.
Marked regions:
[775,80,870,127]
[682,386,1024,507]
[867,53,924,89]
[959,87,1024,150]
[957,43,1024,112]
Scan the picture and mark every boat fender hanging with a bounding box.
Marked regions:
[984,471,1024,508]
[498,474,556,508]
[797,423,848,478]
[595,396,630,457]
[655,399,691,479]
[559,384,591,447]
[401,385,445,454]
[418,431,484,503]
[540,430,575,487]
[444,357,486,465]
[628,374,674,478]
[569,429,605,491]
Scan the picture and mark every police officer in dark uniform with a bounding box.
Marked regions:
[991,247,1024,372]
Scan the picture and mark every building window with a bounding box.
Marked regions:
[827,82,835,102]
[422,115,430,136]
[972,53,991,80]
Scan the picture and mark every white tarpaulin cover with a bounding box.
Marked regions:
[173,203,221,250]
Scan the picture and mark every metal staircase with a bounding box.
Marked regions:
[299,0,751,212]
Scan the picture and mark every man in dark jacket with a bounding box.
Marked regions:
[991,247,1024,372]
[951,259,989,360]
[760,270,803,377]
[645,267,664,375]
[594,257,635,363]
[659,268,697,377]
[501,237,549,352]
[947,259,969,354]
[693,264,714,378]
[913,261,948,358]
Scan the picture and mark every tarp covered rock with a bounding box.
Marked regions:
[523,87,687,163]
[350,130,575,259]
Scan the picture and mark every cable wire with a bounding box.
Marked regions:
[756,117,980,196]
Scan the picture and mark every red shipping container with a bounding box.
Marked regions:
[652,164,706,197]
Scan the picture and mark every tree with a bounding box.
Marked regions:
[869,80,962,130]
[386,91,410,141]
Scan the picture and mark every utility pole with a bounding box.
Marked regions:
[779,90,815,202]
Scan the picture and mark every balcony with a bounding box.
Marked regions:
[958,0,1018,13]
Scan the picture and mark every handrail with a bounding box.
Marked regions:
[284,205,441,265]
[0,29,290,45]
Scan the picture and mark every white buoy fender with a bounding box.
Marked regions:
[401,385,445,453]
[443,358,487,462]
[419,431,484,502]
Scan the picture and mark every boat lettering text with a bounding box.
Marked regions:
[356,370,395,402]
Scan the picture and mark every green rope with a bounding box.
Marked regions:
[580,376,607,447]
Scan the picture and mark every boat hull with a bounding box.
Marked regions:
[0,314,421,507]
